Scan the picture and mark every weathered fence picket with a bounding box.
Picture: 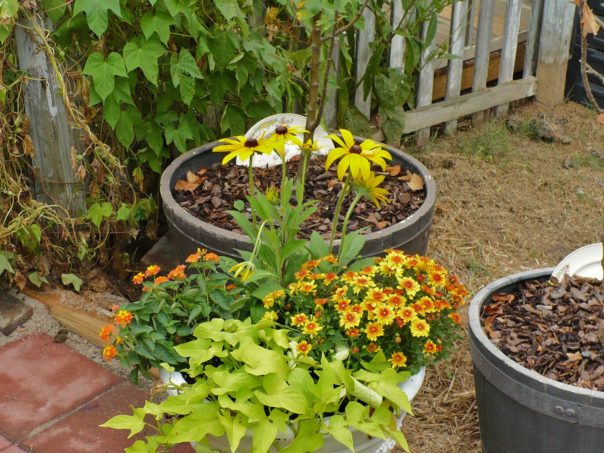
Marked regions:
[495,0,523,115]
[416,21,437,145]
[444,0,469,135]
[389,0,406,69]
[523,0,544,77]
[354,8,376,118]
[472,0,496,123]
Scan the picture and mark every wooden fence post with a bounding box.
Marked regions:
[535,0,576,107]
[355,8,376,119]
[14,13,86,216]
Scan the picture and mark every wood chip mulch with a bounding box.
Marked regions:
[172,154,426,239]
[481,275,604,391]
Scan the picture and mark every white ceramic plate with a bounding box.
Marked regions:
[552,242,604,280]
[236,113,334,167]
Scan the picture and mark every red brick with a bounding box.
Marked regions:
[0,436,11,450]
[25,381,149,453]
[0,445,28,453]
[0,334,121,440]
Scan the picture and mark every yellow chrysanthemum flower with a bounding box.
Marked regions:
[410,318,430,337]
[339,310,361,329]
[213,135,274,165]
[263,311,279,321]
[389,351,408,368]
[325,129,392,180]
[365,322,384,341]
[296,340,312,356]
[303,320,323,337]
[353,172,390,208]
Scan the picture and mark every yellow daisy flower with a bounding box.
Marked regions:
[213,135,274,165]
[410,318,430,337]
[325,129,392,180]
[389,351,408,368]
[353,172,390,208]
[365,322,384,341]
[270,124,306,159]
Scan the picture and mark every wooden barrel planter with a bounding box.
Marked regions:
[469,268,604,453]
[160,139,436,261]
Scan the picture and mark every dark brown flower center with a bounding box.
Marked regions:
[350,144,362,154]
[275,125,288,135]
[244,138,259,148]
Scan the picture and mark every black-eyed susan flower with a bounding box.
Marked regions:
[229,261,255,282]
[270,124,306,159]
[212,135,274,165]
[353,172,390,208]
[326,129,392,180]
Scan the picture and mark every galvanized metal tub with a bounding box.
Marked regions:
[469,268,604,453]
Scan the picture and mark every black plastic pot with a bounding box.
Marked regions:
[469,268,604,453]
[160,140,436,261]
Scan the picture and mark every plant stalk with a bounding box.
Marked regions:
[328,177,351,254]
[248,155,257,227]
[337,192,363,261]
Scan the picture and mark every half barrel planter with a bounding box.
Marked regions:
[160,139,436,262]
[469,268,604,453]
[160,367,426,453]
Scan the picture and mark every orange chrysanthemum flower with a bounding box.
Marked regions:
[102,345,118,361]
[365,322,384,341]
[323,272,338,285]
[315,297,329,307]
[347,327,361,338]
[204,252,220,262]
[114,310,134,327]
[335,298,350,312]
[366,342,380,353]
[339,310,361,329]
[324,255,338,264]
[410,318,430,337]
[389,351,408,368]
[144,265,160,278]
[349,304,363,314]
[131,272,145,285]
[291,313,308,327]
[399,277,420,296]
[449,313,462,324]
[388,294,405,308]
[303,320,322,337]
[365,288,386,304]
[297,340,312,356]
[167,265,186,280]
[295,269,310,280]
[99,325,114,342]
[399,306,416,322]
[424,340,439,354]
[375,304,395,325]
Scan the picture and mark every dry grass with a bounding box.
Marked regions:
[398,101,604,452]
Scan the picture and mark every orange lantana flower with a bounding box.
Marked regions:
[144,265,160,278]
[114,310,134,327]
[204,252,220,263]
[99,325,114,342]
[167,265,186,280]
[102,345,118,361]
[132,272,145,285]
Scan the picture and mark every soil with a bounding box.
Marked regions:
[172,154,426,239]
[481,275,604,390]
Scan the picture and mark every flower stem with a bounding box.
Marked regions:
[328,176,351,254]
[337,192,363,262]
[248,155,256,228]
[296,151,310,206]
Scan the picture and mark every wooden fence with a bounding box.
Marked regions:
[325,0,576,145]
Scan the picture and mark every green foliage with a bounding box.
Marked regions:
[102,319,413,452]
[61,273,83,291]
[108,254,250,382]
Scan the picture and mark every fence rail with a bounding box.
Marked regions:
[326,0,575,144]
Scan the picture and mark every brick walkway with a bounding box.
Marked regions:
[0,334,193,453]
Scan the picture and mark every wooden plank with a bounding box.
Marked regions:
[355,8,375,118]
[23,288,114,347]
[433,43,527,101]
[495,0,523,116]
[523,0,544,77]
[444,0,469,135]
[403,76,537,133]
[389,0,405,69]
[535,0,575,107]
[14,14,86,216]
[324,37,341,129]
[465,0,477,46]
[472,0,496,123]
[416,21,437,146]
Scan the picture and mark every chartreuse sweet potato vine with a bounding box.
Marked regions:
[102,319,413,453]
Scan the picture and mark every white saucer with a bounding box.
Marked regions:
[552,242,604,280]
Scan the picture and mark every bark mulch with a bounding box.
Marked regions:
[172,154,426,239]
[481,275,604,390]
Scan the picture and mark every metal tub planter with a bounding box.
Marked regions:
[469,268,604,453]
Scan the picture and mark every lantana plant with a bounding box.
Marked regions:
[99,248,250,383]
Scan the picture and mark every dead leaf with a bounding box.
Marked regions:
[174,180,199,192]
[376,221,388,229]
[492,293,515,303]
[387,165,401,177]
[597,113,604,124]
[327,179,339,189]
[407,173,424,191]
[581,2,600,37]
[186,171,200,184]
[14,272,26,291]
[398,170,412,182]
